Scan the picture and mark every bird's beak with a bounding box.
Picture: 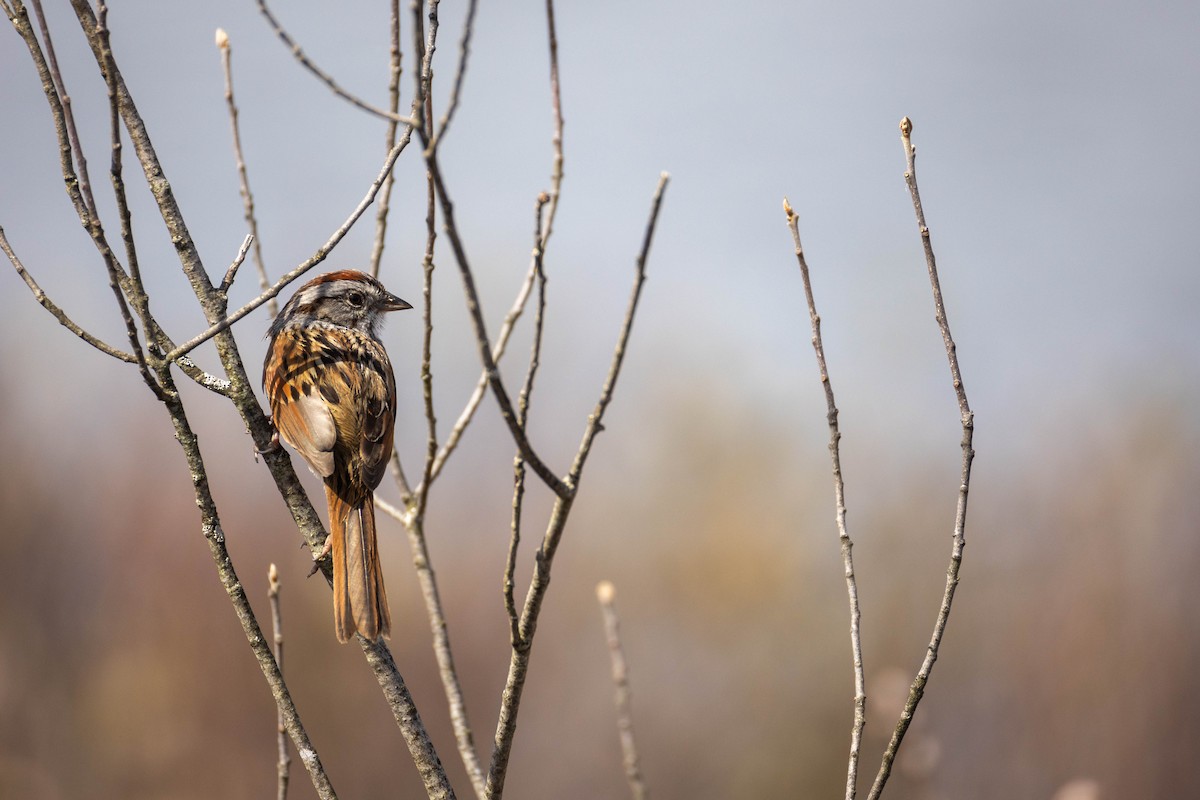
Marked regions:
[381,293,413,312]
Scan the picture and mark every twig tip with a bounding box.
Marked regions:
[900,116,913,137]
[596,580,616,604]
[268,562,280,593]
[215,28,230,50]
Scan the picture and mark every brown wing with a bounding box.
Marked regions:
[357,339,396,491]
[264,329,337,478]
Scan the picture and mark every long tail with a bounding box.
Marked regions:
[326,486,391,643]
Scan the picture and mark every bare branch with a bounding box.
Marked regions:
[268,564,291,800]
[0,226,136,363]
[864,117,976,800]
[219,234,256,294]
[255,0,418,125]
[418,0,565,491]
[414,81,438,523]
[216,28,275,315]
[158,367,336,799]
[399,511,486,800]
[173,355,234,398]
[368,0,404,279]
[565,173,669,487]
[419,146,568,497]
[29,0,101,229]
[486,173,669,799]
[596,582,650,800]
[386,8,486,795]
[95,2,167,399]
[19,1,163,398]
[426,0,479,153]
[361,638,457,800]
[783,197,865,800]
[505,193,550,644]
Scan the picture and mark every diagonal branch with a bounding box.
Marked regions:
[157,365,336,799]
[17,0,162,398]
[0,227,135,363]
[486,173,669,799]
[864,117,976,800]
[417,0,565,493]
[161,126,416,363]
[419,142,568,498]
[255,0,418,125]
[783,197,866,800]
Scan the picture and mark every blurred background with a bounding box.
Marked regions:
[2,1,1198,798]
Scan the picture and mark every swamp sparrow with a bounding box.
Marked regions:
[263,270,411,642]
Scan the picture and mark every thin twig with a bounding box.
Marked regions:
[0,227,135,362]
[596,582,650,800]
[216,28,275,315]
[255,0,418,125]
[162,127,416,363]
[505,193,550,644]
[403,513,486,800]
[11,6,231,399]
[268,564,291,800]
[426,0,479,153]
[393,7,487,796]
[783,197,865,800]
[23,0,163,399]
[368,0,404,279]
[417,0,565,492]
[415,54,438,524]
[419,149,567,498]
[220,234,256,293]
[29,0,100,229]
[564,173,669,489]
[486,173,669,799]
[95,2,165,400]
[864,117,976,800]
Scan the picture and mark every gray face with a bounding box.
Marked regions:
[271,273,411,339]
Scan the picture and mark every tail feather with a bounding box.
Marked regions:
[327,487,391,643]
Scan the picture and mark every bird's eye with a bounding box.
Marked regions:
[346,291,366,308]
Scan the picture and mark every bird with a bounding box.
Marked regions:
[263,270,411,642]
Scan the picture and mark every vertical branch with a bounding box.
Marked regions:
[216,27,275,316]
[782,198,866,799]
[369,0,403,279]
[505,193,550,644]
[268,564,291,800]
[415,56,438,522]
[864,117,976,800]
[596,582,650,800]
